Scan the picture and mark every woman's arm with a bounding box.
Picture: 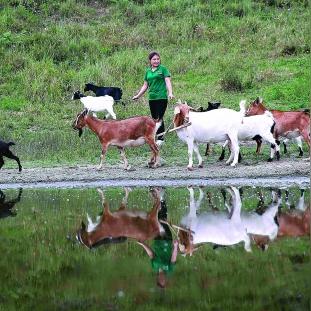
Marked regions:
[170,240,179,263]
[136,241,154,258]
[133,81,148,100]
[165,77,174,100]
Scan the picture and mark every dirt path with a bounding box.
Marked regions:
[0,158,309,187]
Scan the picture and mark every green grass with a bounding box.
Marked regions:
[0,0,310,168]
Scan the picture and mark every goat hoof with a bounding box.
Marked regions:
[276,152,280,160]
[267,158,273,162]
[187,166,194,171]
[198,164,203,168]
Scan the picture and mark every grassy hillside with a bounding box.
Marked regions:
[0,0,309,168]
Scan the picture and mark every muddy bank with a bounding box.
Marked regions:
[0,158,309,189]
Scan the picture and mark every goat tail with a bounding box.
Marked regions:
[7,141,16,146]
[239,100,246,117]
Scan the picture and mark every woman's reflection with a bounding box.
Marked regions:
[136,188,178,288]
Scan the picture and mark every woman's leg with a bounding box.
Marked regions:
[149,99,168,141]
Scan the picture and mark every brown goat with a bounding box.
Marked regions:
[246,98,310,157]
[73,109,160,170]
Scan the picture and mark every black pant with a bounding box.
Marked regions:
[149,99,168,141]
[156,199,172,240]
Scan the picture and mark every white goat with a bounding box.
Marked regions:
[72,90,116,119]
[220,109,280,161]
[173,100,245,169]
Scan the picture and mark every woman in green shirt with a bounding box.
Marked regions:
[133,51,174,146]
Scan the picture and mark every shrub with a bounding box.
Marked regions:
[221,73,243,92]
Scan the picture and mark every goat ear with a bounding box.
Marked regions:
[255,97,263,105]
[174,106,180,115]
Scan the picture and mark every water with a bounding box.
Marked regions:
[0,184,309,311]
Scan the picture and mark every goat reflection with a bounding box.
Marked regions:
[0,188,23,219]
[178,187,252,256]
[253,189,310,248]
[278,189,310,237]
[76,187,166,248]
[178,186,285,255]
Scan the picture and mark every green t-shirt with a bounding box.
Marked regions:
[144,65,171,101]
[151,239,174,274]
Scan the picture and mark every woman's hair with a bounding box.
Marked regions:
[148,51,160,61]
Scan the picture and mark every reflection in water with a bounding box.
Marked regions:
[77,187,179,288]
[0,184,308,309]
[242,189,310,250]
[177,186,310,255]
[277,189,310,238]
[76,187,164,247]
[178,187,251,256]
[241,190,280,250]
[0,188,23,219]
[75,185,309,292]
[76,185,310,255]
[137,188,178,289]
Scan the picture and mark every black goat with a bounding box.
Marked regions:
[0,188,23,219]
[0,140,22,172]
[84,83,123,101]
[198,101,221,112]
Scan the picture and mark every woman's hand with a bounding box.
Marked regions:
[173,239,179,248]
[133,82,148,100]
[168,93,174,100]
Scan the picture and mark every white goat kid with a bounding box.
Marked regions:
[221,110,280,161]
[173,100,245,169]
[72,90,116,119]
